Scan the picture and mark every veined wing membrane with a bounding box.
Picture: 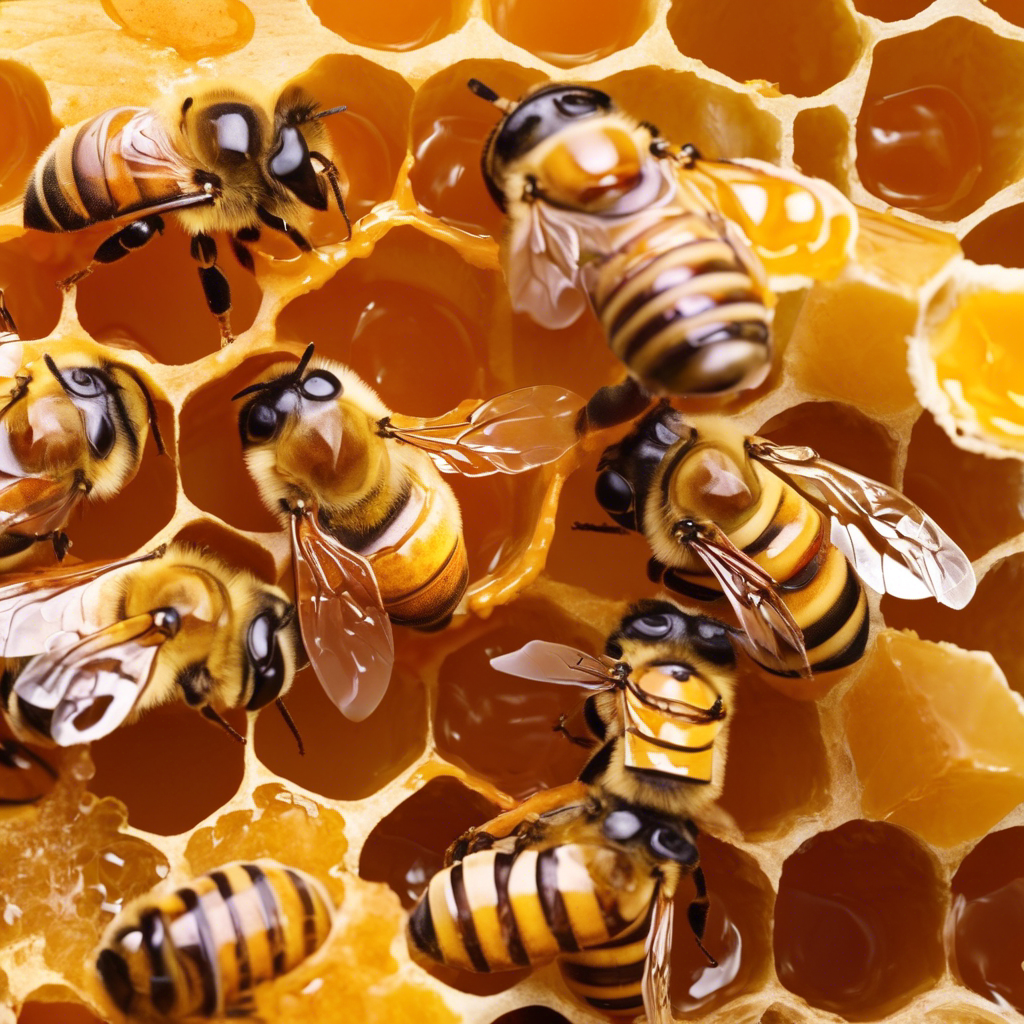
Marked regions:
[490,640,618,688]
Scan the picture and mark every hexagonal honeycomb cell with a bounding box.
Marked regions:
[3,0,1024,1023]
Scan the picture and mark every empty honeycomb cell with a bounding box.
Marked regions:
[277,227,495,416]
[666,0,862,98]
[434,611,600,800]
[173,519,278,586]
[177,351,291,533]
[671,835,773,1017]
[899,413,1024,560]
[409,61,545,237]
[0,236,62,341]
[486,0,654,67]
[759,401,897,484]
[488,1010,572,1024]
[17,1000,103,1024]
[0,61,56,213]
[254,663,427,801]
[99,0,254,59]
[774,820,945,1020]
[858,19,1024,221]
[89,702,247,836]
[951,826,1024,1016]
[75,220,262,364]
[718,664,831,840]
[285,56,414,239]
[793,107,851,195]
[842,630,1024,847]
[783,280,919,418]
[985,0,1024,31]
[962,204,1024,268]
[185,784,348,906]
[307,0,467,50]
[852,0,933,20]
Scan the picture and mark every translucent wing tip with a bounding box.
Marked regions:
[489,643,541,678]
[939,567,977,611]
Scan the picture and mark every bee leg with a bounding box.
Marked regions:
[50,531,71,561]
[256,205,312,253]
[577,376,653,435]
[58,215,165,291]
[0,290,18,340]
[554,713,594,748]
[190,233,234,345]
[309,150,351,240]
[230,227,259,274]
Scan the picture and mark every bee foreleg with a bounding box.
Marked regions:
[58,215,165,291]
[256,206,312,253]
[0,290,18,340]
[554,713,594,748]
[688,865,717,967]
[190,233,234,345]
[309,150,351,241]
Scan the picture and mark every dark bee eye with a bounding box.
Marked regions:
[626,613,672,639]
[246,401,280,442]
[300,370,341,400]
[596,470,634,514]
[555,91,601,116]
[214,111,250,155]
[246,611,287,711]
[65,368,108,398]
[649,826,698,865]
[87,413,116,459]
[270,126,305,177]
[603,809,643,841]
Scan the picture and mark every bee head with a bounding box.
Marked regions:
[607,598,736,668]
[244,597,298,711]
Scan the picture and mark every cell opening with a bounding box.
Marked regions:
[173,519,278,586]
[852,0,934,19]
[774,819,946,1019]
[99,0,254,59]
[489,1010,572,1024]
[793,106,851,196]
[962,203,1024,269]
[306,0,468,50]
[18,998,104,1024]
[0,60,57,209]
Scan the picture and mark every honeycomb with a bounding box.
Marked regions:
[2,0,1024,1022]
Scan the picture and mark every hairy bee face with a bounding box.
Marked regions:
[607,599,736,668]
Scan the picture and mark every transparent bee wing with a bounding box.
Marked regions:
[489,640,618,688]
[13,611,174,745]
[385,386,585,477]
[291,506,394,722]
[642,887,675,1024]
[0,474,85,539]
[506,199,589,329]
[748,437,977,609]
[684,521,811,677]
[683,156,857,281]
[0,548,165,659]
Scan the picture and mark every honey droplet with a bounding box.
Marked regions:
[100,0,254,59]
[856,85,982,213]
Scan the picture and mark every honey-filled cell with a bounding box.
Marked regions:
[173,519,278,587]
[950,826,1024,1015]
[857,19,1024,221]
[853,0,933,20]
[254,663,427,801]
[962,204,1024,269]
[277,227,497,416]
[308,0,467,49]
[793,107,851,195]
[99,0,254,59]
[774,820,945,1019]
[0,235,64,342]
[18,1000,104,1024]
[489,1010,572,1024]
[666,0,862,98]
[410,61,545,237]
[486,0,654,67]
[985,0,1024,30]
[671,836,773,1017]
[0,60,57,211]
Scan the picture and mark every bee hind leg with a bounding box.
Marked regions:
[58,215,165,291]
[190,233,234,346]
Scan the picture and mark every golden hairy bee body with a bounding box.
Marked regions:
[0,337,162,573]
[0,541,298,747]
[96,860,334,1020]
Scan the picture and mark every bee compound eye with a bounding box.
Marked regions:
[213,111,250,155]
[87,411,116,459]
[555,90,603,117]
[626,613,673,639]
[270,126,305,177]
[602,809,643,841]
[649,826,698,865]
[246,611,287,711]
[595,469,634,514]
[66,367,107,398]
[300,370,341,400]
[246,401,279,441]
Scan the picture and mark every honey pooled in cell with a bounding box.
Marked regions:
[670,835,772,1018]
[951,826,1024,1016]
[254,664,426,801]
[88,702,247,836]
[842,631,1024,847]
[488,1010,572,1024]
[487,0,651,67]
[962,204,1024,269]
[409,62,543,237]
[982,0,1024,31]
[774,820,945,1019]
[18,1001,104,1024]
[0,61,56,212]
[174,520,278,590]
[717,665,830,839]
[99,0,254,59]
[0,236,62,341]
[900,413,1024,560]
[277,227,493,416]
[856,86,982,214]
[306,0,462,50]
[435,621,593,800]
[852,0,933,21]
[186,784,347,907]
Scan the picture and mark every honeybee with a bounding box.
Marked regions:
[469,79,857,399]
[0,291,17,346]
[96,860,334,1019]
[0,334,164,573]
[0,542,300,747]
[234,343,583,722]
[408,793,707,1024]
[23,81,349,344]
[594,403,976,675]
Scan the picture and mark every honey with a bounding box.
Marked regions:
[99,0,254,59]
[307,0,463,51]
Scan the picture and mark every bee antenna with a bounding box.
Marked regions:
[230,344,316,402]
[276,698,305,756]
[114,363,166,456]
[308,104,346,121]
[467,79,515,113]
[201,706,247,744]
[42,353,71,394]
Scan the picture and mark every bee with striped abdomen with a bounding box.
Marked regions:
[234,343,583,724]
[96,860,334,1019]
[23,81,349,344]
[468,79,857,400]
[594,403,976,675]
[0,336,164,574]
[0,542,300,747]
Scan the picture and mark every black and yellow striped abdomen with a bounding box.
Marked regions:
[591,213,771,397]
[96,861,333,1019]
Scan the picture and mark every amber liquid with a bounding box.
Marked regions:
[0,61,56,209]
[99,0,254,59]
[308,0,459,50]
